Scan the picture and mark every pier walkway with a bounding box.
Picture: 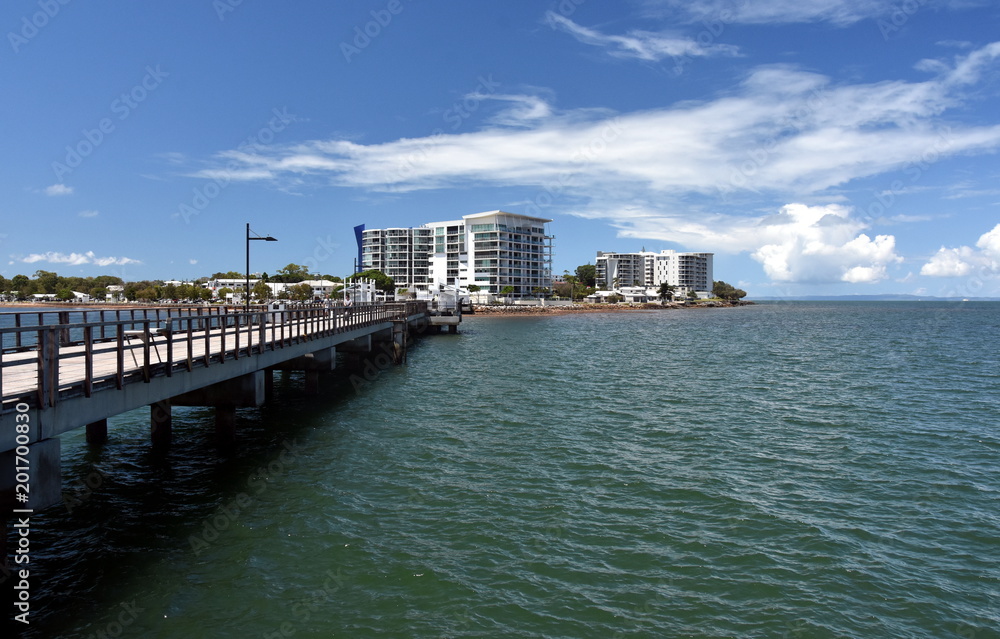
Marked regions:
[0,302,431,512]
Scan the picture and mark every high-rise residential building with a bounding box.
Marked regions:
[595,250,714,293]
[360,210,554,296]
[361,227,433,290]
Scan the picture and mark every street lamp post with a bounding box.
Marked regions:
[246,222,278,312]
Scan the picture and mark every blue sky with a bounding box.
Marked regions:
[2,0,999,297]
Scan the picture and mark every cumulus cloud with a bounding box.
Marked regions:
[546,11,740,62]
[606,202,902,283]
[44,184,73,196]
[16,251,141,267]
[921,223,1000,277]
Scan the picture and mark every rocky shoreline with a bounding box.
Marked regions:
[469,301,755,315]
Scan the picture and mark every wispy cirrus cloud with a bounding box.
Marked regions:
[188,43,1000,197]
[545,11,740,62]
[641,0,982,26]
[14,251,141,267]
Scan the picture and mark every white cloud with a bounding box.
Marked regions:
[45,184,73,196]
[920,223,1000,277]
[78,210,99,218]
[604,202,901,283]
[186,43,1000,285]
[189,43,1000,201]
[16,251,141,267]
[644,0,981,26]
[546,11,740,62]
[189,259,198,265]
[920,246,975,277]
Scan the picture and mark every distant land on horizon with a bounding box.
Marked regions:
[751,295,1000,302]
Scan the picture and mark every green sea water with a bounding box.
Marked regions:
[11,302,1000,638]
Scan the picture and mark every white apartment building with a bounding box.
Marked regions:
[362,210,553,297]
[360,227,433,291]
[596,250,714,294]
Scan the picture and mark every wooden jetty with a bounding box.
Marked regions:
[0,302,439,515]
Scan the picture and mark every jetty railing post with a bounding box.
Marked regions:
[186,317,194,372]
[165,322,173,377]
[259,311,266,354]
[84,325,94,397]
[37,327,58,407]
[58,311,70,345]
[203,315,211,367]
[234,312,241,360]
[116,327,125,389]
[142,320,152,383]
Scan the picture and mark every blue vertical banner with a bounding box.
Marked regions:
[353,224,365,273]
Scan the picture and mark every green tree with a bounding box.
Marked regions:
[687,289,698,300]
[199,288,213,301]
[90,286,107,300]
[657,282,676,303]
[575,264,596,288]
[162,283,178,300]
[252,280,272,301]
[271,264,311,283]
[211,271,244,280]
[467,284,481,292]
[136,287,159,301]
[712,281,747,301]
[56,288,74,300]
[34,270,59,294]
[288,282,313,301]
[218,287,234,300]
